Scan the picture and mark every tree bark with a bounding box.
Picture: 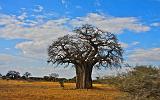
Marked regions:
[75,65,93,89]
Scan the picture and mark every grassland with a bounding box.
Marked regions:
[0,80,122,100]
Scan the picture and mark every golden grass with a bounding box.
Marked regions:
[0,80,122,100]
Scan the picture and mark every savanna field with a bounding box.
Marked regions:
[0,80,122,100]
[0,0,160,100]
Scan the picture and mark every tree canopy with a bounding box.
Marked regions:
[6,70,20,79]
[48,24,123,68]
[23,72,31,78]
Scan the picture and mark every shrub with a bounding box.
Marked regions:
[104,65,160,100]
[58,80,64,88]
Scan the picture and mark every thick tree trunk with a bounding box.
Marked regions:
[75,65,93,89]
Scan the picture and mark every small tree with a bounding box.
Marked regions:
[96,76,100,80]
[0,73,2,78]
[48,24,123,89]
[6,70,20,79]
[68,76,76,83]
[49,73,59,81]
[23,72,31,79]
[58,78,66,88]
[43,76,50,81]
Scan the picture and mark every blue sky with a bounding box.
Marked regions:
[0,0,160,78]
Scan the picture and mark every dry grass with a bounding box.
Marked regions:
[0,80,122,100]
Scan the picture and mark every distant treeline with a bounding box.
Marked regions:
[0,71,76,83]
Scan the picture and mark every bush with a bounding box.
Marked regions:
[104,65,160,100]
[58,79,65,88]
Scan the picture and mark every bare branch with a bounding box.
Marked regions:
[48,24,123,68]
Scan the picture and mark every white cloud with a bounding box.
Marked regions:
[0,13,71,59]
[14,19,71,59]
[119,41,140,49]
[131,41,140,45]
[0,53,43,66]
[95,67,132,78]
[151,22,160,27]
[17,12,27,20]
[0,54,14,63]
[5,48,10,50]
[0,14,27,39]
[33,5,44,12]
[0,12,151,68]
[15,41,47,58]
[70,13,150,33]
[127,48,160,65]
[75,5,82,9]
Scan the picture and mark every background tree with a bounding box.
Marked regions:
[43,76,50,81]
[23,72,31,79]
[0,73,2,78]
[68,76,76,83]
[6,70,20,79]
[49,73,59,81]
[48,24,123,89]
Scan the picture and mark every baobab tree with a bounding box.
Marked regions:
[47,24,123,89]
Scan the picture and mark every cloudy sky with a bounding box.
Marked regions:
[0,0,160,78]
